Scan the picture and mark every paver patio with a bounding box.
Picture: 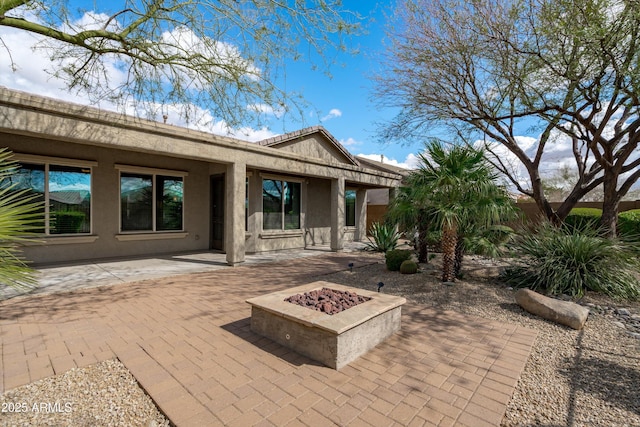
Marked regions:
[0,253,537,426]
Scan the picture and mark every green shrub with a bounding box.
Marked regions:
[51,211,86,234]
[618,209,640,238]
[501,222,640,300]
[385,249,412,271]
[463,224,515,257]
[365,222,401,252]
[399,260,418,274]
[564,208,602,233]
[426,230,442,248]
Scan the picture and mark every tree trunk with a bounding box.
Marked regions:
[530,170,561,225]
[555,190,583,223]
[454,238,464,278]
[601,171,620,238]
[417,220,429,263]
[441,222,457,282]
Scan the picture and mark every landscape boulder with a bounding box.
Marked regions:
[515,289,589,330]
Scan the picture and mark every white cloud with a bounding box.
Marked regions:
[0,26,86,102]
[155,104,278,142]
[231,126,278,142]
[321,108,342,121]
[356,153,416,170]
[160,26,261,82]
[0,13,277,143]
[403,153,421,169]
[339,137,362,147]
[61,12,120,33]
[247,103,286,119]
[481,118,640,194]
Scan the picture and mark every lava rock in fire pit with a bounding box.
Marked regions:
[284,287,372,315]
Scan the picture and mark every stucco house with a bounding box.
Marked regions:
[0,87,402,266]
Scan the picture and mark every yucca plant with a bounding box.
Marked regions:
[0,148,43,291]
[502,222,640,300]
[365,222,401,252]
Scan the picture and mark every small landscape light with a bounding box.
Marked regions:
[377,282,384,292]
[348,262,354,272]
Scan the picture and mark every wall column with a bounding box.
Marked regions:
[225,161,246,266]
[330,177,345,251]
[354,188,368,241]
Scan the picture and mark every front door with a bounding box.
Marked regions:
[210,174,224,250]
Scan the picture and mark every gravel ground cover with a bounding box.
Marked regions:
[0,359,169,427]
[1,252,639,426]
[322,254,640,427]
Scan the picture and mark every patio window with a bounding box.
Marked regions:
[262,179,301,230]
[119,168,184,232]
[345,190,356,227]
[9,160,93,235]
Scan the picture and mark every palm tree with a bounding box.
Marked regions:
[385,174,436,263]
[411,141,516,282]
[0,149,43,291]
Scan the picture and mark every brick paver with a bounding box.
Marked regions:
[0,253,537,426]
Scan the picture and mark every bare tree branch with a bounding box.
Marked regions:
[374,0,640,232]
[0,0,362,127]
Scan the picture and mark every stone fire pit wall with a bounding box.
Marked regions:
[246,281,406,370]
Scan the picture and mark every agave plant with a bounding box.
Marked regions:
[0,149,43,291]
[365,222,401,252]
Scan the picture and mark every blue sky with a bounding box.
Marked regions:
[0,1,422,169]
[267,1,422,167]
[4,1,636,193]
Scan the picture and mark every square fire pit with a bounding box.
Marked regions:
[246,281,406,369]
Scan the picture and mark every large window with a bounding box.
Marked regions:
[345,190,356,227]
[263,179,301,230]
[120,170,184,232]
[10,161,92,235]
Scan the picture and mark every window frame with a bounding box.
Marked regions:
[260,174,304,232]
[13,154,97,237]
[116,164,188,234]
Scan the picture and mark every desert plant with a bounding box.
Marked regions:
[501,222,640,300]
[409,141,517,282]
[385,176,436,263]
[399,260,418,274]
[385,249,412,271]
[0,149,43,291]
[462,225,515,258]
[365,222,401,252]
[564,208,602,233]
[618,209,640,238]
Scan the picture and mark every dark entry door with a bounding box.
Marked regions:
[210,174,224,250]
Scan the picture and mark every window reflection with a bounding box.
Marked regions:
[263,179,300,230]
[49,165,91,234]
[12,162,91,235]
[120,173,183,232]
[346,190,356,227]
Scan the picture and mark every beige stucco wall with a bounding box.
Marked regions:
[5,134,212,265]
[245,174,359,253]
[305,178,332,246]
[0,88,403,264]
[0,89,400,188]
[5,135,372,264]
[246,170,309,253]
[266,136,353,166]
